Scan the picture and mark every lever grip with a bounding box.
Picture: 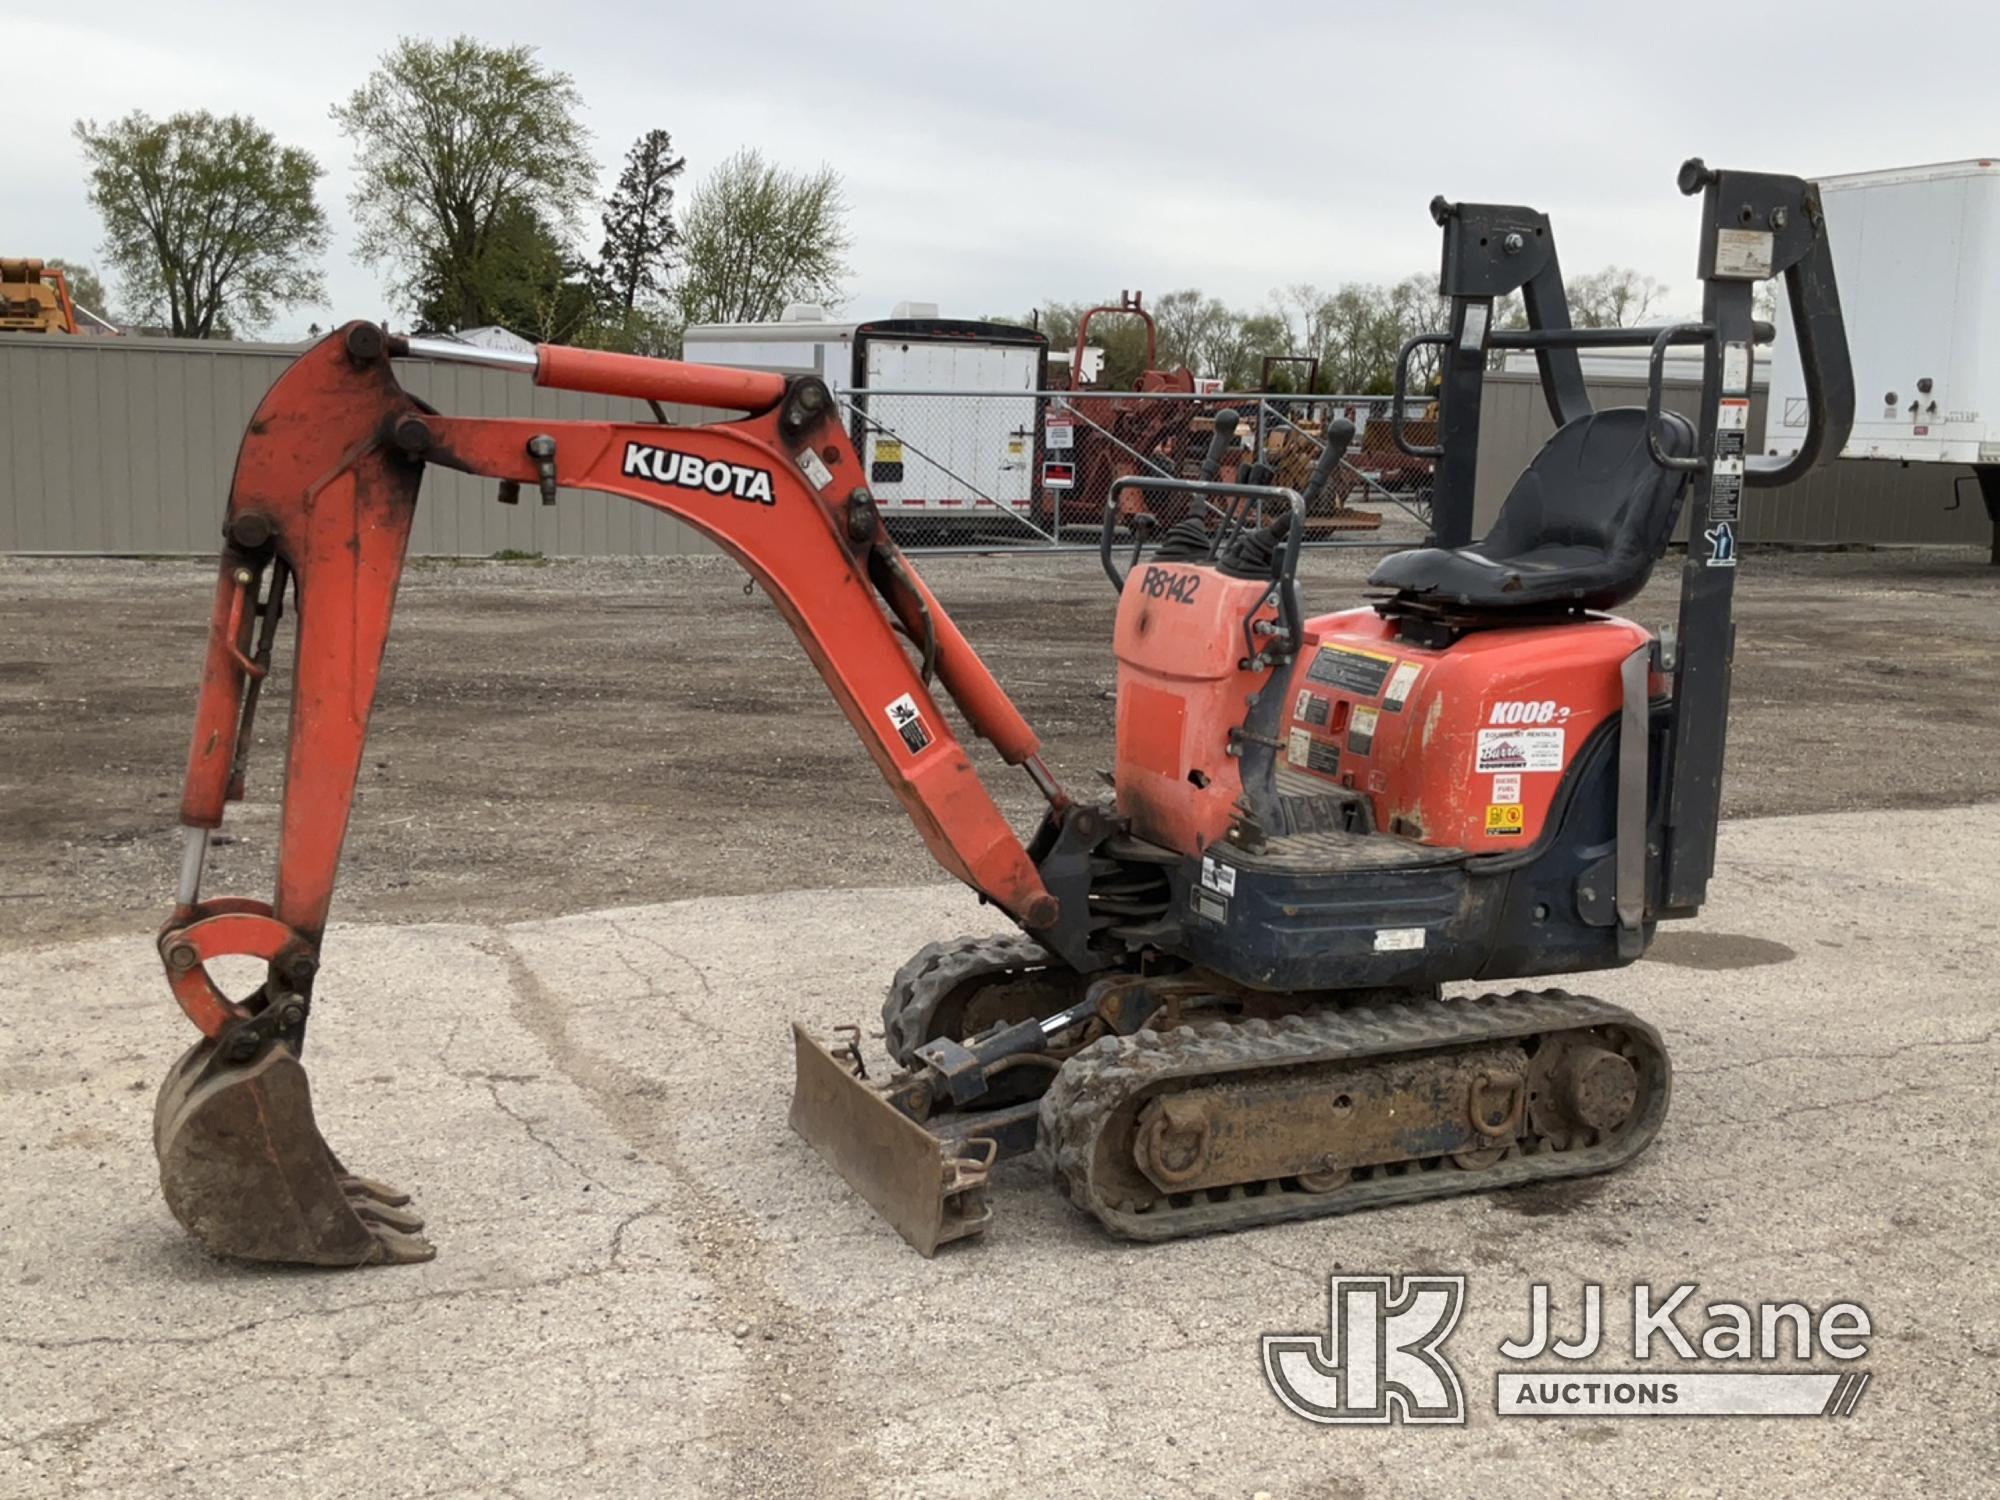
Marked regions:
[1302,418,1356,507]
[1200,409,1240,482]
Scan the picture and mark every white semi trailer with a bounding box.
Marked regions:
[683,304,1049,531]
[1765,158,2000,561]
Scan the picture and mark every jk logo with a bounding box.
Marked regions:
[1262,1275,1467,1425]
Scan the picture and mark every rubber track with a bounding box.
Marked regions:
[1037,989,1671,1241]
[881,932,1056,1066]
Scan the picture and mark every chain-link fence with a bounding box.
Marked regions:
[836,388,1441,551]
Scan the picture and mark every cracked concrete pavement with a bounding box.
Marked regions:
[3,804,1997,1498]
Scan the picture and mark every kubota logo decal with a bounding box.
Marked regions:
[622,442,775,504]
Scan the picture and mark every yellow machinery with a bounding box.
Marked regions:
[0,260,80,334]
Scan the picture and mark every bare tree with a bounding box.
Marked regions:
[673,149,849,325]
[1566,265,1668,328]
[74,110,326,337]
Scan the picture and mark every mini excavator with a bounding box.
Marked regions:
[153,160,1851,1264]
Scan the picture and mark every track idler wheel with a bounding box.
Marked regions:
[154,1036,435,1267]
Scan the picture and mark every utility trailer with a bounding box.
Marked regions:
[1765,158,2000,561]
[684,305,1048,530]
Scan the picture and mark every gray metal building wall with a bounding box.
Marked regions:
[1472,370,1989,545]
[0,332,720,557]
[2,335,1988,553]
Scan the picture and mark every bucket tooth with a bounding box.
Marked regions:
[154,1037,435,1267]
[788,1022,993,1257]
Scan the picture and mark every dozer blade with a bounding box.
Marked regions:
[154,1036,436,1267]
[788,1023,993,1257]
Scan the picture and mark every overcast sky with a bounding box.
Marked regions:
[8,1,1994,339]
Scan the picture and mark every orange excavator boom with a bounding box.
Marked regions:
[155,324,1072,1264]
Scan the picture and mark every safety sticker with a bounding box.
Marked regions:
[872,439,905,465]
[884,693,933,754]
[1476,727,1564,773]
[1287,727,1312,766]
[1347,705,1381,757]
[1485,803,1527,837]
[1305,739,1342,775]
[1714,230,1774,281]
[1045,417,1074,451]
[794,446,834,491]
[1703,519,1738,569]
[1491,772,1522,804]
[1200,855,1237,897]
[1710,471,1742,523]
[1307,645,1394,696]
[1717,397,1750,431]
[1721,340,1752,394]
[1193,889,1229,926]
[1373,927,1425,953]
[1294,690,1331,726]
[1382,660,1422,711]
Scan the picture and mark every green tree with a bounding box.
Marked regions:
[73,111,326,337]
[334,37,595,330]
[597,129,685,312]
[413,201,597,343]
[674,149,849,325]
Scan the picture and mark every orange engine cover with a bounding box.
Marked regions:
[1112,560,1279,853]
[1280,608,1653,849]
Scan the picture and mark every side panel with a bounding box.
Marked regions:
[1279,608,1650,850]
[1111,561,1280,854]
[1181,717,1652,992]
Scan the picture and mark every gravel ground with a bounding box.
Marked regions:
[2,545,1996,951]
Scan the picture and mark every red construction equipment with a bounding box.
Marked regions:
[151,160,1852,1265]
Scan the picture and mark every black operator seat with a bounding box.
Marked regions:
[1370,407,1697,613]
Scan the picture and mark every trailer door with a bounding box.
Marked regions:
[861,338,1040,514]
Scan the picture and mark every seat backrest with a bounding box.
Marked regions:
[1484,406,1693,570]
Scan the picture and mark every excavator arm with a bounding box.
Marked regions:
[154,322,1072,1265]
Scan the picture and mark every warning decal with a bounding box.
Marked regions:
[884,693,933,754]
[1200,855,1237,897]
[1307,646,1394,696]
[1347,705,1381,757]
[1491,773,1522,804]
[1475,727,1564,773]
[1373,927,1425,953]
[1485,803,1527,837]
[1382,660,1422,711]
[1287,727,1311,766]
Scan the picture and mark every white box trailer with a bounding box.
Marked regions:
[1766,158,2000,559]
[1767,159,2000,466]
[683,305,1049,523]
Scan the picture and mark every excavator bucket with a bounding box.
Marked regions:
[788,1023,994,1257]
[154,1037,435,1267]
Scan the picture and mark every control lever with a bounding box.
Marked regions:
[1200,408,1240,482]
[1300,418,1356,510]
